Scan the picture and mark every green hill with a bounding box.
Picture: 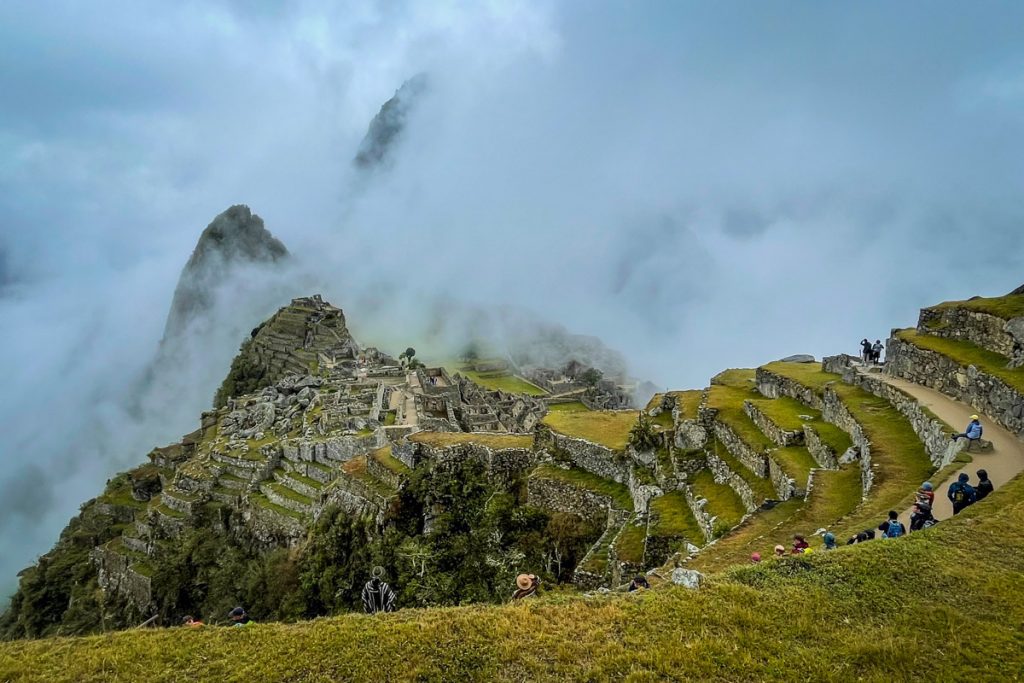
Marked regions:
[2,476,1022,682]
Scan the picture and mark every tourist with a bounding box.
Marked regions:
[512,573,541,600]
[872,340,884,363]
[975,469,994,501]
[823,532,837,551]
[948,472,977,514]
[750,552,762,563]
[846,529,876,545]
[915,482,935,507]
[628,575,650,592]
[878,510,906,538]
[227,607,254,627]
[860,339,872,363]
[792,535,809,554]
[951,415,983,450]
[909,502,936,531]
[362,566,397,614]
[181,615,204,628]
[774,544,786,557]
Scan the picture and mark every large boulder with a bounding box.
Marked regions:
[670,568,704,589]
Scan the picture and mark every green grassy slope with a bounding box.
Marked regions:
[4,475,1024,682]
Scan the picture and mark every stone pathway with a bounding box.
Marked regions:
[864,370,1024,523]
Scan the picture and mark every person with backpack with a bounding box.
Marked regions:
[822,532,837,550]
[878,510,906,538]
[951,416,984,450]
[948,472,977,514]
[975,469,994,501]
[872,340,884,364]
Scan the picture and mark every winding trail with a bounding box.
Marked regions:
[864,370,1024,523]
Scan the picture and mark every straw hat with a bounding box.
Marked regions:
[515,574,534,590]
[371,566,385,580]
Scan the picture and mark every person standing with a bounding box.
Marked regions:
[860,339,872,363]
[975,469,994,501]
[878,510,906,538]
[909,502,936,531]
[872,340,884,364]
[362,566,397,614]
[948,473,977,514]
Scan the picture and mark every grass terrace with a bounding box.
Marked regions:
[409,432,534,450]
[930,293,1024,320]
[542,410,640,452]
[769,446,819,488]
[897,328,1024,394]
[705,439,777,503]
[6,476,1024,680]
[761,361,840,392]
[612,518,647,565]
[443,361,548,396]
[688,470,747,537]
[340,456,397,498]
[807,421,854,457]
[706,385,774,454]
[371,446,412,475]
[648,491,704,543]
[531,464,633,511]
[747,396,820,433]
[669,390,703,422]
[546,401,590,413]
[250,493,304,520]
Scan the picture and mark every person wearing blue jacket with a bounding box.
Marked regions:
[951,415,983,450]
[948,472,977,514]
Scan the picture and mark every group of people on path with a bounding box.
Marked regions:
[860,338,885,364]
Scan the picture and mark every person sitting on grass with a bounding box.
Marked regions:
[792,535,809,554]
[846,529,876,545]
[227,607,253,627]
[182,615,204,628]
[878,510,906,538]
[909,502,936,532]
[773,545,786,557]
[975,469,994,501]
[822,532,837,551]
[628,575,651,592]
[948,472,977,515]
[951,416,983,450]
[750,552,762,563]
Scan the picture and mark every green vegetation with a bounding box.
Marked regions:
[705,439,776,503]
[409,432,534,450]
[542,410,640,451]
[531,465,633,511]
[671,390,703,421]
[806,421,853,457]
[251,493,304,520]
[898,328,1024,393]
[612,518,647,565]
[688,470,747,536]
[546,401,590,413]
[648,491,703,542]
[213,337,268,409]
[706,384,774,453]
[444,361,548,396]
[14,474,1024,681]
[747,396,819,433]
[931,293,1024,320]
[769,446,818,488]
[371,446,412,475]
[761,361,840,391]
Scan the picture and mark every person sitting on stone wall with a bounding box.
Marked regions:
[512,573,540,600]
[909,502,936,531]
[948,472,977,514]
[951,416,984,450]
[791,535,809,554]
[975,469,994,501]
[628,575,651,591]
[362,566,397,614]
[227,607,254,627]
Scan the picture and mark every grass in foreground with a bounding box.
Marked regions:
[531,464,633,511]
[409,432,534,450]
[9,476,1024,681]
[898,328,1024,394]
[542,410,639,451]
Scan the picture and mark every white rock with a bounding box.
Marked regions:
[670,568,704,589]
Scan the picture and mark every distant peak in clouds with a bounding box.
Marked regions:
[163,205,289,340]
[353,74,428,171]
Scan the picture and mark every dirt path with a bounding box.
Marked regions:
[866,371,1024,523]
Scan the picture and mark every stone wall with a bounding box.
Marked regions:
[681,484,716,544]
[241,500,307,545]
[744,400,803,446]
[755,368,825,409]
[888,336,1024,437]
[710,420,768,478]
[705,451,759,512]
[918,306,1024,367]
[526,474,612,522]
[284,433,382,466]
[535,428,630,484]
[626,469,662,514]
[417,443,537,488]
[824,353,962,468]
[92,546,152,609]
[767,459,799,500]
[803,425,840,470]
[821,387,873,495]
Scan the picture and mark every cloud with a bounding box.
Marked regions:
[2,0,1024,602]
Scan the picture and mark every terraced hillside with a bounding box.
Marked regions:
[6,286,1024,663]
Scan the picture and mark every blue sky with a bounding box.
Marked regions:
[1,0,1023,600]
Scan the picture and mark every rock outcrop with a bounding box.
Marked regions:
[163,205,288,340]
[354,74,427,170]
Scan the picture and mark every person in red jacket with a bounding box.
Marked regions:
[792,535,809,554]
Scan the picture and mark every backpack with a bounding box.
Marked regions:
[952,484,966,503]
[885,520,903,538]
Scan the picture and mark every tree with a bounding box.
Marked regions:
[580,367,603,387]
[629,413,659,451]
